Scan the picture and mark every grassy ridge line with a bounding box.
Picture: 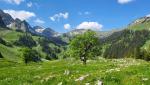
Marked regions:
[128,21,150,31]
[0,58,149,85]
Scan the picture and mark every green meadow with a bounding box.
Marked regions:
[0,58,149,85]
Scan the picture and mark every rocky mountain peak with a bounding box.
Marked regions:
[15,18,22,23]
[0,16,6,28]
[129,16,150,26]
[0,9,14,26]
[42,28,59,37]
[33,26,45,33]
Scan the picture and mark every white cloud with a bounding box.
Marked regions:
[50,12,69,21]
[3,9,36,21]
[34,18,45,24]
[64,24,71,30]
[84,11,90,15]
[27,2,32,7]
[2,0,24,5]
[76,22,103,31]
[78,11,91,15]
[146,14,150,17]
[118,0,133,4]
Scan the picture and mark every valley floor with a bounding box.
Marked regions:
[0,58,150,85]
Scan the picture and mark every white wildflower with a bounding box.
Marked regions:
[85,83,90,85]
[75,74,89,81]
[142,78,148,81]
[64,70,70,75]
[97,80,103,85]
[57,82,62,85]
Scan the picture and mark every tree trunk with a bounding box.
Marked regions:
[83,59,86,65]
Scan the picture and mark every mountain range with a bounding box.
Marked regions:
[0,9,123,44]
[0,9,150,62]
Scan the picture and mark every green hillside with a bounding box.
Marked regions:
[101,29,150,60]
[0,28,63,62]
[0,29,22,42]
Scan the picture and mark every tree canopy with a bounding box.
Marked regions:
[15,34,36,48]
[22,48,41,64]
[67,30,101,64]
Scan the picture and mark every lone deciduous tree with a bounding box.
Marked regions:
[69,30,100,65]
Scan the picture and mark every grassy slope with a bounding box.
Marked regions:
[0,29,22,42]
[0,29,22,62]
[0,44,22,62]
[0,58,149,85]
[128,21,150,31]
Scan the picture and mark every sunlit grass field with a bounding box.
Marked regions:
[0,58,149,85]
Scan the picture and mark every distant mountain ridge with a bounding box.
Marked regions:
[0,9,66,44]
[0,9,121,39]
[1,9,150,45]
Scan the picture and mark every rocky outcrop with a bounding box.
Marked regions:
[0,16,6,28]
[129,16,150,26]
[0,9,14,26]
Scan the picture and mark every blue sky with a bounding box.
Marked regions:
[0,0,150,33]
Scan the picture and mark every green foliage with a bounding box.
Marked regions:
[0,52,3,58]
[0,37,12,47]
[22,48,41,64]
[0,37,6,45]
[15,34,36,48]
[140,41,150,61]
[103,29,150,60]
[68,30,101,64]
[128,20,150,31]
[38,37,61,60]
[38,37,52,53]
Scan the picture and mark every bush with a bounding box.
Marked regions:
[140,43,150,61]
[0,37,12,47]
[45,53,58,60]
[22,48,41,64]
[0,52,3,58]
[0,37,6,45]
[38,38,60,60]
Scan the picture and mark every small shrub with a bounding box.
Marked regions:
[22,48,41,64]
[0,52,3,58]
[0,37,6,45]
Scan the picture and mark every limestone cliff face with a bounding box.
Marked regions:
[0,9,14,26]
